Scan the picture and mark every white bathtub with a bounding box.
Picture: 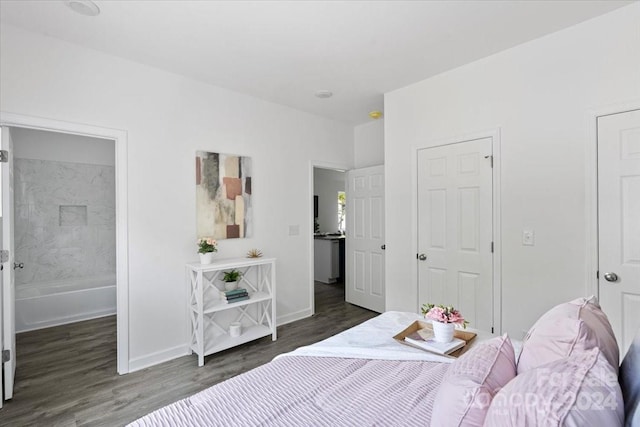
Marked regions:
[15,274,116,333]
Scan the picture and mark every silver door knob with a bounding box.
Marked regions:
[603,272,618,282]
[13,262,24,270]
[381,244,386,250]
[418,253,427,261]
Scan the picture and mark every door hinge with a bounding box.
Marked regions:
[490,242,494,253]
[0,249,8,263]
[2,349,9,363]
[484,155,493,168]
[491,327,494,334]
[0,150,8,163]
[596,270,599,279]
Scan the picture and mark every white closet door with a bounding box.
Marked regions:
[598,109,640,358]
[417,138,493,332]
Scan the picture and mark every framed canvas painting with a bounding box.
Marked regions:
[196,151,252,239]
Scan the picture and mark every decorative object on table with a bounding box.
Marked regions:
[220,288,249,304]
[197,237,218,264]
[229,322,242,337]
[222,269,242,291]
[422,303,468,343]
[196,151,252,240]
[246,248,263,258]
[393,321,477,358]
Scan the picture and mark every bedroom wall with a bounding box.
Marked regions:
[384,4,640,338]
[354,119,384,168]
[0,25,353,370]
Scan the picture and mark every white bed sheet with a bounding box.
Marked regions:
[278,310,496,363]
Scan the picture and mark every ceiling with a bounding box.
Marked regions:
[0,0,633,125]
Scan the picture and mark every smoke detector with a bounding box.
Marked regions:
[64,0,101,16]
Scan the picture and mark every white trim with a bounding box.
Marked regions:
[129,344,189,373]
[410,128,502,334]
[277,307,313,327]
[308,161,350,317]
[0,111,130,374]
[585,100,640,300]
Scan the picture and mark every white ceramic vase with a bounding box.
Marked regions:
[432,321,455,343]
[199,252,214,264]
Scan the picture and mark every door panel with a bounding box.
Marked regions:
[346,165,385,312]
[598,109,640,358]
[417,138,493,332]
[1,126,16,401]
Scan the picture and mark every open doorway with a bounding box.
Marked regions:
[11,128,116,332]
[312,167,346,314]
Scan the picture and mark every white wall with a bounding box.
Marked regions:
[384,4,640,338]
[0,25,353,368]
[354,119,384,168]
[313,168,345,233]
[12,127,115,166]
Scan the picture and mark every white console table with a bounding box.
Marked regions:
[186,257,277,366]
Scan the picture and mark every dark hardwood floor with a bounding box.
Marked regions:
[1,282,375,426]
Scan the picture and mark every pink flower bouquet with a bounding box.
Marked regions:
[197,237,218,254]
[421,303,468,328]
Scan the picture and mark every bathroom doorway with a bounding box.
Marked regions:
[10,128,117,333]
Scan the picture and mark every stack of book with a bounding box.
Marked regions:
[404,328,465,355]
[221,288,249,304]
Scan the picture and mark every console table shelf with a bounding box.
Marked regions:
[186,257,277,366]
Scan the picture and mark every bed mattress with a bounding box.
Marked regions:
[130,355,448,427]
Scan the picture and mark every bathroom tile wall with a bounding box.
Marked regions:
[14,158,116,288]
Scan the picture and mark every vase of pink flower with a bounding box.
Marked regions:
[197,237,218,264]
[422,303,468,343]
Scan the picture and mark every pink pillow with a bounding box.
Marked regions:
[517,296,619,374]
[430,334,516,427]
[485,347,624,426]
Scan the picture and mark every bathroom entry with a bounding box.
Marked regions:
[9,128,117,332]
[312,167,346,313]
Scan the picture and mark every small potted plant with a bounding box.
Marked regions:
[197,237,218,264]
[222,269,242,291]
[421,303,468,343]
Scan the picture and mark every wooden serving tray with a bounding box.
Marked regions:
[393,320,477,358]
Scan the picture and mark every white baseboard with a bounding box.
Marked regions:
[128,309,312,373]
[277,307,312,326]
[128,344,190,373]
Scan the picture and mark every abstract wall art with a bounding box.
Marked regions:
[196,151,252,240]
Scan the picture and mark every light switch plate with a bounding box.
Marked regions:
[522,230,534,246]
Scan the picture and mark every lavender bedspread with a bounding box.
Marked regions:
[130,355,448,427]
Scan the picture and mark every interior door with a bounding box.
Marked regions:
[417,138,494,333]
[598,109,640,358]
[1,126,16,401]
[346,165,385,312]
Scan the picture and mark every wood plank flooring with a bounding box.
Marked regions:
[0,282,376,426]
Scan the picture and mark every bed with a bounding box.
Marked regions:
[130,302,639,427]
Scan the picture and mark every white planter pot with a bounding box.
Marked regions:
[432,321,455,343]
[199,252,214,264]
[224,281,238,291]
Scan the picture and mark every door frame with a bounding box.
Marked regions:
[585,101,640,299]
[0,111,130,374]
[411,128,502,334]
[307,161,349,317]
